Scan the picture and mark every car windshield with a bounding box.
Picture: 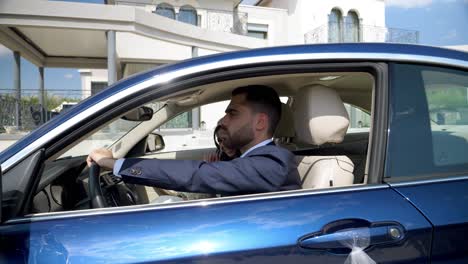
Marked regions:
[58,101,170,159]
[58,118,142,159]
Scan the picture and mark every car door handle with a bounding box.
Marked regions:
[298,219,405,251]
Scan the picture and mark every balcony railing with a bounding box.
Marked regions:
[304,23,419,44]
[114,0,249,35]
[206,9,248,35]
[150,7,248,36]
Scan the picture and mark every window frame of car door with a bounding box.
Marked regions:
[5,61,388,222]
[45,62,387,184]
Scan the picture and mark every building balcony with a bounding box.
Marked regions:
[304,23,419,44]
[151,7,248,36]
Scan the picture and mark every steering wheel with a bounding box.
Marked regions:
[89,162,144,208]
[89,162,106,208]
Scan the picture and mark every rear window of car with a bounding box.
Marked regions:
[386,63,468,181]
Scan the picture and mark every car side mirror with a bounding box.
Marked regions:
[121,106,154,122]
[147,133,165,152]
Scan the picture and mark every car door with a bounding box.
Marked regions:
[386,63,468,263]
[0,184,432,263]
[0,61,433,263]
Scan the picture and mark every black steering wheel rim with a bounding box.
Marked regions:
[89,162,107,208]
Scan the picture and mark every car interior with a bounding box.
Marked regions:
[28,70,374,215]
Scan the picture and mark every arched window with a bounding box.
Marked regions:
[178,5,198,25]
[328,8,343,43]
[345,11,360,42]
[154,3,175,20]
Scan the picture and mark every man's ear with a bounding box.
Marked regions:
[255,113,269,131]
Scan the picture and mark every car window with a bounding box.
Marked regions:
[423,70,468,166]
[58,118,141,159]
[345,103,371,133]
[387,63,468,180]
[58,102,162,158]
[157,101,229,152]
[157,97,289,153]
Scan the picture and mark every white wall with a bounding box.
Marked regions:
[197,48,220,57]
[79,69,108,98]
[252,0,304,44]
[238,4,289,46]
[117,32,192,63]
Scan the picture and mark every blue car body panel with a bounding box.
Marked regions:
[391,179,468,263]
[0,187,431,263]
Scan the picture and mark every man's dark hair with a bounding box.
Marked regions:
[232,85,282,136]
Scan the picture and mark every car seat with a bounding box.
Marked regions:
[293,84,354,189]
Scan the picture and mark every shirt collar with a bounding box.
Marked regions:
[240,139,273,158]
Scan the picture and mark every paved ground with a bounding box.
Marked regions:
[0,133,29,152]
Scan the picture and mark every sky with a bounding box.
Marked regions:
[385,0,468,46]
[0,0,467,95]
[0,51,82,97]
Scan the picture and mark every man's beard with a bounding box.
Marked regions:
[219,122,254,150]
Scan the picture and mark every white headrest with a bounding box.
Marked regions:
[274,103,295,138]
[293,84,349,145]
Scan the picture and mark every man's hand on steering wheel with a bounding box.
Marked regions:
[87,148,116,208]
[87,148,116,170]
[87,148,142,209]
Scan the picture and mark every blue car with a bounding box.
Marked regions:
[0,43,467,263]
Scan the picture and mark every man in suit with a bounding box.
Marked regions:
[87,85,301,195]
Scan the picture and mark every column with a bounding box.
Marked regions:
[350,106,357,128]
[13,51,21,129]
[39,67,45,123]
[191,46,200,130]
[107,31,118,133]
[107,30,117,85]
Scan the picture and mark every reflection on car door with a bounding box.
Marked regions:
[0,186,431,263]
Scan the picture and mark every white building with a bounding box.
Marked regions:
[75,0,395,100]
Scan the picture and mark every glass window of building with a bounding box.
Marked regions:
[247,23,268,39]
[155,3,176,20]
[328,8,343,43]
[344,11,360,42]
[178,5,197,25]
[91,82,107,95]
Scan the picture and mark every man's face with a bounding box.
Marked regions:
[218,94,255,150]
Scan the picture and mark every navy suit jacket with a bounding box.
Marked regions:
[118,143,301,195]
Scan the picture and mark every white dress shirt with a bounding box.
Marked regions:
[240,139,273,158]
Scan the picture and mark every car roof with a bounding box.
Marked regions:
[167,43,468,72]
